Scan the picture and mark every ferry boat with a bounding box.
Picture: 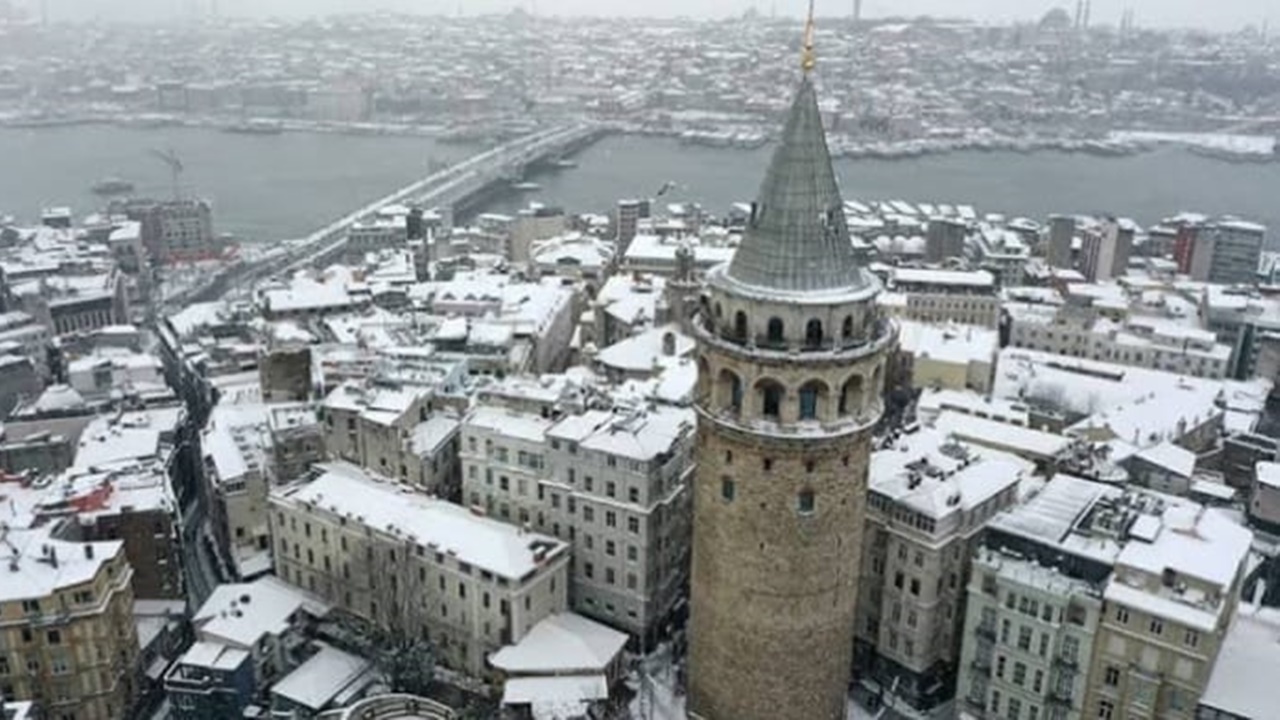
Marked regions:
[512,181,542,192]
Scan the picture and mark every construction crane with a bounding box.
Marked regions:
[149,148,183,200]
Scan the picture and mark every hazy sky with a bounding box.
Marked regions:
[37,0,1280,31]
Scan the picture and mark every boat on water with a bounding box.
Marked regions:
[224,119,284,136]
[512,181,542,192]
[550,158,578,169]
[91,177,135,196]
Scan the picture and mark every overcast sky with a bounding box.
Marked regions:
[36,0,1280,32]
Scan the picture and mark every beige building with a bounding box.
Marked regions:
[269,462,570,675]
[0,532,139,720]
[460,403,696,644]
[893,319,998,393]
[955,474,1253,720]
[320,380,436,489]
[686,71,896,720]
[855,427,1030,712]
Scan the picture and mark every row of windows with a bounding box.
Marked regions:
[720,477,814,514]
[713,307,862,349]
[1112,604,1200,647]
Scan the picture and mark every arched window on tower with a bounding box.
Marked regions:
[842,315,855,341]
[798,380,827,421]
[805,319,824,349]
[733,311,748,342]
[840,375,865,416]
[719,370,744,415]
[766,318,785,347]
[759,380,784,420]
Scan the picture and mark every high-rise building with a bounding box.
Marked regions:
[1079,220,1131,282]
[687,36,897,720]
[1047,215,1076,269]
[925,217,968,263]
[1175,218,1265,285]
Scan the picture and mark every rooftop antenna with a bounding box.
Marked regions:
[149,148,184,201]
[802,0,816,75]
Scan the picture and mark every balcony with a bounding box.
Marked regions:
[1052,655,1079,672]
[974,622,997,642]
[970,654,993,675]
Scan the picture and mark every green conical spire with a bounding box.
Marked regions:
[725,77,869,295]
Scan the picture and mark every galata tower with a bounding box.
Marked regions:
[686,9,896,720]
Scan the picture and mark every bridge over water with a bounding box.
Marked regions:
[164,122,605,310]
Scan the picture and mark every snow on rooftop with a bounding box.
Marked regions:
[177,640,251,672]
[489,612,627,675]
[548,406,694,463]
[467,404,555,444]
[1117,505,1251,589]
[1134,442,1196,478]
[990,474,1120,549]
[277,463,567,580]
[193,575,331,649]
[1199,606,1280,718]
[501,675,608,713]
[0,530,123,603]
[871,426,1030,518]
[892,267,994,288]
[896,320,998,366]
[596,324,694,374]
[270,643,374,711]
[1256,461,1280,490]
[933,410,1073,460]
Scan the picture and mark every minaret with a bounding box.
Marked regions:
[687,5,895,720]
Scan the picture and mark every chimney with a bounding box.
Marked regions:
[84,544,94,560]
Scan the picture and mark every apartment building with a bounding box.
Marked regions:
[854,426,1031,711]
[320,380,433,487]
[1006,303,1232,379]
[0,532,139,720]
[269,462,570,675]
[955,475,1253,720]
[460,403,696,645]
[890,268,1001,328]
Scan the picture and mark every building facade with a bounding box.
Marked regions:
[269,463,570,675]
[687,71,896,720]
[0,535,139,720]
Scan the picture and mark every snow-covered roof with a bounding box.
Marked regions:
[1256,461,1280,490]
[896,320,998,366]
[1133,442,1196,478]
[501,674,608,714]
[596,324,694,374]
[193,576,331,649]
[871,426,1031,519]
[1199,606,1280,718]
[276,463,568,580]
[270,643,374,711]
[177,640,251,671]
[466,405,555,444]
[933,411,1073,461]
[0,530,123,603]
[489,613,627,675]
[548,406,694,463]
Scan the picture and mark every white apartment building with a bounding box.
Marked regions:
[855,425,1032,712]
[955,474,1253,720]
[270,462,571,675]
[1006,303,1232,379]
[890,268,1001,328]
[461,403,696,644]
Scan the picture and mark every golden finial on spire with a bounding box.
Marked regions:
[801,0,817,74]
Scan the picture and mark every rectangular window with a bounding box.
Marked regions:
[1115,606,1129,624]
[721,478,735,501]
[1184,630,1199,648]
[1013,662,1027,687]
[1017,626,1032,651]
[606,511,617,528]
[1104,666,1120,686]
[1097,700,1114,720]
[628,517,640,533]
[1149,618,1163,636]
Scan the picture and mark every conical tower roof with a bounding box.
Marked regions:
[724,77,869,296]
